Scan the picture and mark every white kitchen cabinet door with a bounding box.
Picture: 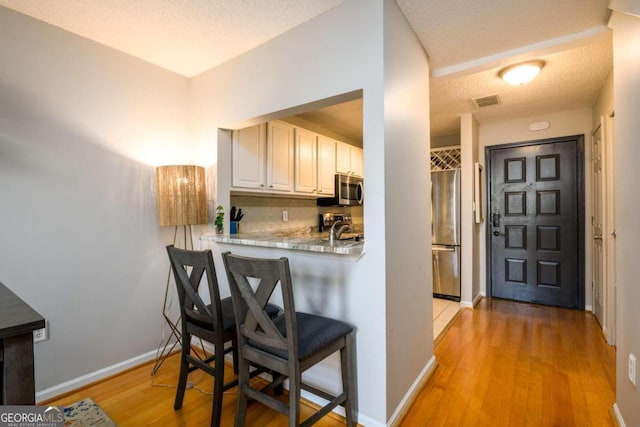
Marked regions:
[336,142,364,177]
[232,124,266,189]
[295,128,318,194]
[317,135,336,195]
[267,121,294,192]
[336,142,352,175]
[351,146,364,177]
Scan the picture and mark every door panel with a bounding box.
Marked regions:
[592,125,604,326]
[489,137,583,309]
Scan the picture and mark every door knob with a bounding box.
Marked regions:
[493,231,503,237]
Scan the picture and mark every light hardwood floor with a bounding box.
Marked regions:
[402,298,616,426]
[46,352,351,426]
[47,298,615,426]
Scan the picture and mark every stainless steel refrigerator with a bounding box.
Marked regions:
[431,169,461,300]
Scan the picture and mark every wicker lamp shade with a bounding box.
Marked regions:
[156,165,208,226]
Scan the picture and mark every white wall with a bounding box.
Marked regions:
[192,1,435,423]
[477,109,593,308]
[0,7,192,396]
[460,114,481,306]
[593,70,614,127]
[191,0,393,423]
[609,9,640,426]
[431,134,460,148]
[382,0,433,420]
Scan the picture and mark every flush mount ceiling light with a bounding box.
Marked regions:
[499,60,545,86]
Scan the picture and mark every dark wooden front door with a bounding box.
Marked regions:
[488,135,584,309]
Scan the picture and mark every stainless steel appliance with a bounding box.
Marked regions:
[318,212,352,232]
[317,174,363,206]
[432,169,461,300]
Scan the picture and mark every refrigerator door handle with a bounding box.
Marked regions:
[432,246,456,252]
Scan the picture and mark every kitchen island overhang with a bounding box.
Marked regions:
[202,233,365,258]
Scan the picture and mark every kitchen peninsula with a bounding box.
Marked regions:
[204,100,385,422]
[203,232,364,256]
[200,229,367,410]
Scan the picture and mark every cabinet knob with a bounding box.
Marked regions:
[259,184,265,187]
[269,185,274,188]
[318,189,323,193]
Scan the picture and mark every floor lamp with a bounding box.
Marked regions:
[152,165,208,376]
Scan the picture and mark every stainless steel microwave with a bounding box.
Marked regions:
[317,174,364,206]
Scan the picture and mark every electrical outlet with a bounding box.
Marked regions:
[282,210,288,222]
[33,326,47,343]
[629,353,637,387]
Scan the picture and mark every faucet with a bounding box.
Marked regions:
[330,221,352,245]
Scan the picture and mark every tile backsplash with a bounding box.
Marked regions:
[229,194,363,234]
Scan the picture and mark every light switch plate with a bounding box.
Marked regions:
[629,353,637,387]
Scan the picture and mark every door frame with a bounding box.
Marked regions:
[604,111,616,345]
[485,134,586,310]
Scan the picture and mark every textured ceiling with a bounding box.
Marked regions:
[396,0,611,71]
[0,0,345,77]
[430,33,613,136]
[0,0,614,138]
[295,99,363,144]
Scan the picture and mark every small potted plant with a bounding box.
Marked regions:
[215,205,224,234]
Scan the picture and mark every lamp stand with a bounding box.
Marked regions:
[151,225,195,376]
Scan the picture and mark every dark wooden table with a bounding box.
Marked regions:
[0,282,45,404]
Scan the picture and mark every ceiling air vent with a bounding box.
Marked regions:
[472,94,501,109]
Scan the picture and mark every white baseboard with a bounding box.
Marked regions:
[37,341,428,427]
[264,355,427,427]
[297,376,386,426]
[472,293,483,307]
[386,355,437,427]
[460,292,484,309]
[613,403,626,427]
[301,390,385,427]
[36,348,162,402]
[211,339,383,426]
[585,304,593,312]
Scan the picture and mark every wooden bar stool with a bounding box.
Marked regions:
[166,245,279,427]
[222,251,357,427]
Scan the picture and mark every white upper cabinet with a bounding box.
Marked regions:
[336,142,364,177]
[317,135,336,196]
[351,146,364,177]
[294,128,318,194]
[266,121,295,192]
[232,123,266,189]
[336,142,351,175]
[232,121,356,197]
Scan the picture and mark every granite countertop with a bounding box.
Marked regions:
[200,231,364,256]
